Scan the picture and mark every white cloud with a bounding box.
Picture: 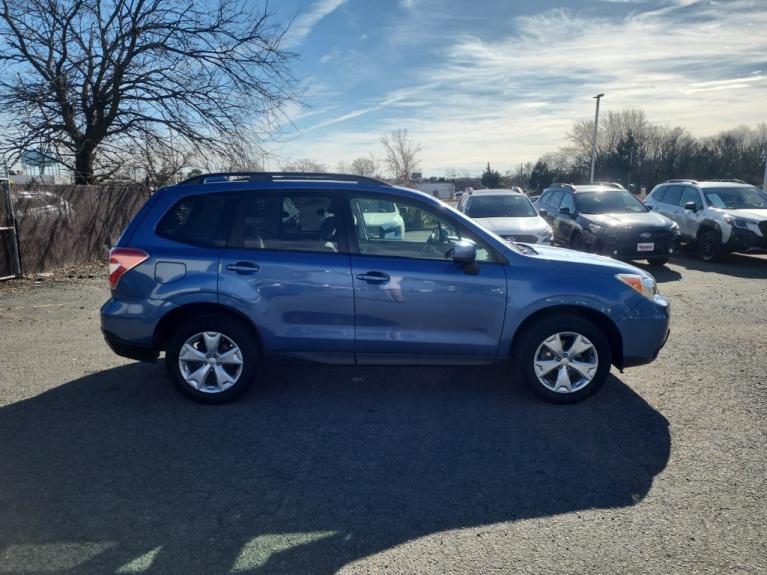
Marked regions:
[284,0,347,48]
[281,0,767,174]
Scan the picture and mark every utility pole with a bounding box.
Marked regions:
[589,93,604,183]
[627,145,633,192]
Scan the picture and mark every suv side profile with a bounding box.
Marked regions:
[102,172,670,404]
[645,179,767,261]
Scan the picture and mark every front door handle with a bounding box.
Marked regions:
[356,271,390,283]
[225,262,260,274]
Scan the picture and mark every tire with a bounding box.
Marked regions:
[165,314,260,403]
[648,257,669,267]
[697,228,723,262]
[512,314,612,404]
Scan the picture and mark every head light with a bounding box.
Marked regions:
[616,273,657,299]
[587,222,604,233]
[723,215,751,229]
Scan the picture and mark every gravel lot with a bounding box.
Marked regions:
[1,252,765,575]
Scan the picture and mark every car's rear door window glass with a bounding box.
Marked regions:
[652,187,667,202]
[237,193,340,253]
[558,193,575,214]
[547,191,563,209]
[349,196,493,262]
[156,193,234,247]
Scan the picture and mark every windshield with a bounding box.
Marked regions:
[703,187,767,210]
[575,190,648,214]
[466,195,537,218]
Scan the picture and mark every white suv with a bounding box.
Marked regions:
[645,179,767,261]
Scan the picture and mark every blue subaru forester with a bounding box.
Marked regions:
[101,172,669,404]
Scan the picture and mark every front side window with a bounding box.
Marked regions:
[156,193,234,247]
[575,190,648,214]
[558,193,575,214]
[350,196,493,262]
[680,187,702,209]
[237,193,339,253]
[703,186,767,210]
[466,195,537,218]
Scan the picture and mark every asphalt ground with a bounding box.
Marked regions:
[0,252,765,574]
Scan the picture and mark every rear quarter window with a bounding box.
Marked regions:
[156,193,235,247]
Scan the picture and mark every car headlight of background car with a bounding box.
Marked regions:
[587,222,605,234]
[723,215,754,229]
[537,228,553,241]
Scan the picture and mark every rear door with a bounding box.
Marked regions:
[658,185,683,225]
[346,193,507,364]
[218,190,355,363]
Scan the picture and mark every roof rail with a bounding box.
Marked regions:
[665,178,699,184]
[548,182,575,189]
[593,181,626,190]
[178,171,392,187]
[706,178,747,184]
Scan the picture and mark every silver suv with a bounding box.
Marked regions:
[645,179,767,261]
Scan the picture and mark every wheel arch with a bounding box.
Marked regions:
[509,305,624,369]
[697,219,721,240]
[154,302,264,355]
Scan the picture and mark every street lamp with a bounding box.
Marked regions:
[589,93,604,183]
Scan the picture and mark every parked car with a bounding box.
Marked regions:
[101,172,670,404]
[645,179,767,261]
[457,189,553,245]
[536,183,680,266]
[11,189,73,221]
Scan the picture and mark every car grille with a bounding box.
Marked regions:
[506,234,537,244]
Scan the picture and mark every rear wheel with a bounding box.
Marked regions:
[697,228,723,262]
[165,314,259,403]
[513,314,612,404]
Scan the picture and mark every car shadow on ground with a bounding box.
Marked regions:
[0,363,670,574]
[632,262,683,283]
[669,251,767,280]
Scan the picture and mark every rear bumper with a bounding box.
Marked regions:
[617,296,670,368]
[102,329,158,362]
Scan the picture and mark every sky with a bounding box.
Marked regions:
[266,0,767,176]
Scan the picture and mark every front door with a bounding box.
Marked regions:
[218,190,355,363]
[347,194,507,365]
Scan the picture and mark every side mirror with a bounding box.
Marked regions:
[684,201,697,213]
[451,241,479,274]
[539,208,548,217]
[558,207,572,216]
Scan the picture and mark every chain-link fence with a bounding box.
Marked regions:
[5,183,152,276]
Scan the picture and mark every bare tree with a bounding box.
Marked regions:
[0,0,298,184]
[381,129,421,185]
[350,154,380,178]
[281,158,326,173]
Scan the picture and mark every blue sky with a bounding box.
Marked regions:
[270,0,766,175]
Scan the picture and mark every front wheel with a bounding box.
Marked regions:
[513,314,612,403]
[697,228,723,262]
[165,314,260,403]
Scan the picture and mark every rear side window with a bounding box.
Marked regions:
[558,193,575,213]
[156,193,233,247]
[663,186,683,206]
[235,193,340,253]
[651,187,667,202]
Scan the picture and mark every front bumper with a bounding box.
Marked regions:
[618,295,670,368]
[725,227,767,252]
[591,231,680,260]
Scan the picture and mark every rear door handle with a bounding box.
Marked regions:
[225,262,260,274]
[356,271,390,283]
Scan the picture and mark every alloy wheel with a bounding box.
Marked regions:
[533,332,599,393]
[178,331,244,393]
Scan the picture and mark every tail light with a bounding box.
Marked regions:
[109,247,149,288]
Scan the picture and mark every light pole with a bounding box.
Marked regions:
[589,93,604,183]
[762,149,767,192]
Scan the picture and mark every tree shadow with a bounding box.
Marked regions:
[0,363,669,574]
